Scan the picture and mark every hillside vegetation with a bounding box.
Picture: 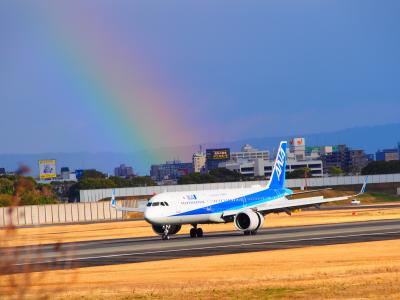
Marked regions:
[0,176,59,207]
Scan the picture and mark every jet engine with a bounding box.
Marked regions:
[234,210,264,232]
[151,224,182,236]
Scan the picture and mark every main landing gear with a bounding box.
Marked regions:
[189,224,203,238]
[243,230,257,236]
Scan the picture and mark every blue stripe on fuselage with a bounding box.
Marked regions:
[173,188,287,216]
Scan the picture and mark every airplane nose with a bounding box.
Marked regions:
[144,208,155,223]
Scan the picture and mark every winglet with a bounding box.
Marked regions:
[356,176,368,196]
[111,189,116,207]
[360,176,368,194]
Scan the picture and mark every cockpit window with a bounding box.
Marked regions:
[161,202,165,206]
[152,202,160,206]
[165,202,169,206]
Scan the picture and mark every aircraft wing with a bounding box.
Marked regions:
[110,189,146,213]
[223,176,368,218]
[255,195,350,215]
[289,188,332,196]
[257,176,368,215]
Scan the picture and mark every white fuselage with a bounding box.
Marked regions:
[143,185,288,225]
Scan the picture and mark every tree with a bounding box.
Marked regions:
[0,194,13,207]
[178,168,247,184]
[286,168,312,179]
[210,168,245,182]
[81,170,106,179]
[361,160,400,175]
[328,166,343,176]
[126,176,156,187]
[0,178,14,194]
[109,176,156,187]
[178,173,216,184]
[0,176,59,207]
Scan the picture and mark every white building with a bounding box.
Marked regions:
[192,152,206,173]
[220,138,323,177]
[219,158,323,178]
[231,144,269,161]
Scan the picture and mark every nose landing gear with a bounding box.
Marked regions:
[162,225,171,240]
[190,224,203,238]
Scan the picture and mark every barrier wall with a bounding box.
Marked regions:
[0,200,147,227]
[2,173,400,227]
[80,173,400,202]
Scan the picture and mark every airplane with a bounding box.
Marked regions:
[112,141,368,240]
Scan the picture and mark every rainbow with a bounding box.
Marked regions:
[31,3,203,171]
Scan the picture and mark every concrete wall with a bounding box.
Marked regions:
[0,200,146,227]
[80,173,400,202]
[2,173,399,227]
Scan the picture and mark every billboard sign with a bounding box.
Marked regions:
[293,138,305,146]
[206,148,230,161]
[39,160,57,179]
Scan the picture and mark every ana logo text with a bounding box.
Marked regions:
[275,147,286,179]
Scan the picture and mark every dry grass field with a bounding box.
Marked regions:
[1,239,399,299]
[1,204,400,247]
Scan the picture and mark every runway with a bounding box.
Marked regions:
[4,219,400,274]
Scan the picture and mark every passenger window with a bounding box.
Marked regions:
[146,203,151,207]
[152,202,159,206]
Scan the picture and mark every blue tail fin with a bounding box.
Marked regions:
[267,141,287,189]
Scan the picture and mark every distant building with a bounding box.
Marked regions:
[114,164,134,177]
[289,138,306,160]
[192,152,206,173]
[0,168,5,175]
[220,138,323,177]
[220,158,323,178]
[376,148,399,161]
[206,148,230,171]
[150,160,193,183]
[231,144,269,161]
[366,154,375,161]
[348,149,369,173]
[60,167,70,180]
[321,144,368,174]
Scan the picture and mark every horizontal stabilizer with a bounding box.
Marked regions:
[110,189,146,213]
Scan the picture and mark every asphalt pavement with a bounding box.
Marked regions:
[4,219,400,274]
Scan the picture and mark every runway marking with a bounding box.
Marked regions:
[14,230,400,267]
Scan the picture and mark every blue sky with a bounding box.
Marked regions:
[0,1,399,155]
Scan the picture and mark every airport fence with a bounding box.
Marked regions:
[0,199,147,227]
[2,173,399,227]
[80,173,400,202]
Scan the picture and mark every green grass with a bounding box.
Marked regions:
[358,192,400,203]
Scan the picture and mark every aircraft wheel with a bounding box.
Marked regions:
[190,228,197,238]
[196,228,203,238]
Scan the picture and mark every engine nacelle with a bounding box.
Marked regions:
[151,224,182,236]
[234,210,264,232]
